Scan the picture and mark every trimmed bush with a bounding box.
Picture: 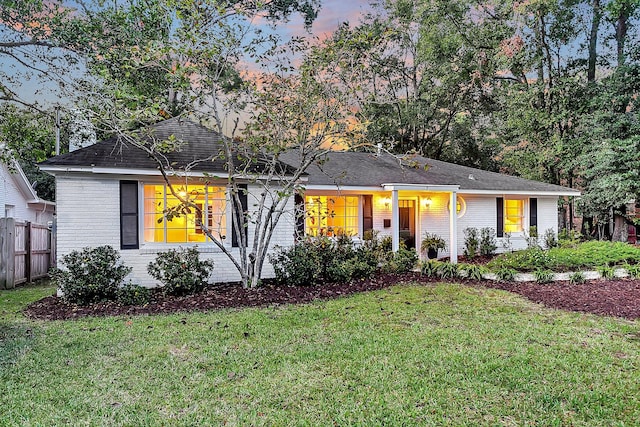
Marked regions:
[381,247,418,274]
[148,247,214,296]
[270,236,380,286]
[51,245,131,305]
[116,282,151,306]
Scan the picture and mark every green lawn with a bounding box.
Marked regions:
[1,283,639,426]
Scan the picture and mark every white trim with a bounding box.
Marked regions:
[39,165,304,182]
[383,183,460,192]
[460,189,580,196]
[303,185,385,192]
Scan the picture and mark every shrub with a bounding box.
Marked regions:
[116,282,151,306]
[534,268,554,284]
[526,226,539,248]
[501,232,513,253]
[479,227,497,256]
[464,227,479,258]
[382,247,418,274]
[494,267,517,282]
[51,245,132,305]
[459,263,487,281]
[271,236,379,286]
[543,228,558,249]
[147,247,214,296]
[569,271,586,285]
[597,265,615,280]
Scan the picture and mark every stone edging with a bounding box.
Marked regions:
[480,268,630,283]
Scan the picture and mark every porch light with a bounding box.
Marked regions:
[422,197,432,208]
[383,197,391,208]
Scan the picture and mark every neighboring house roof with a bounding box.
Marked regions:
[39,118,297,176]
[1,157,55,212]
[279,151,580,196]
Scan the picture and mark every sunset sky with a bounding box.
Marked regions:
[5,0,374,109]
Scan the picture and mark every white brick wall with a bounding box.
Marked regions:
[55,176,296,287]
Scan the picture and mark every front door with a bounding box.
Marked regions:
[399,200,415,249]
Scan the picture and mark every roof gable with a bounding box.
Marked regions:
[39,118,297,176]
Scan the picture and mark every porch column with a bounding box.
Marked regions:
[391,189,400,252]
[449,191,458,264]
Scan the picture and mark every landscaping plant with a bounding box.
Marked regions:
[494,267,517,282]
[597,265,615,280]
[569,271,586,285]
[148,247,214,296]
[50,245,132,305]
[463,227,479,258]
[459,263,487,281]
[534,268,554,284]
[116,282,152,306]
[479,227,497,256]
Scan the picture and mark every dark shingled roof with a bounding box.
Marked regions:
[278,151,578,194]
[39,118,297,175]
[41,118,577,194]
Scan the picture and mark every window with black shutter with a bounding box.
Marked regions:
[120,181,139,249]
[529,198,538,229]
[496,197,504,238]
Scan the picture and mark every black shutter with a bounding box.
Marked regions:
[530,198,538,229]
[363,195,373,235]
[232,184,248,247]
[295,194,305,239]
[120,181,139,249]
[496,197,504,238]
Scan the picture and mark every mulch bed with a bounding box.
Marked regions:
[24,273,640,321]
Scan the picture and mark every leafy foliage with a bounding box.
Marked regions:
[488,241,640,272]
[270,236,379,286]
[463,227,480,258]
[147,247,214,296]
[51,246,132,305]
[569,271,586,285]
[494,267,517,283]
[459,263,487,281]
[116,282,151,306]
[479,227,497,256]
[381,247,418,274]
[534,269,554,284]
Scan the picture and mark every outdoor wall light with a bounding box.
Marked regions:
[422,197,432,208]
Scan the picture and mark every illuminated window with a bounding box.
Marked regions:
[504,199,524,233]
[143,184,226,243]
[305,196,359,237]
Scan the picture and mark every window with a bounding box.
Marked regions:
[504,199,524,233]
[305,196,359,237]
[143,184,226,243]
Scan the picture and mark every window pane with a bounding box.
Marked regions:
[305,196,358,237]
[504,199,524,233]
[143,184,226,243]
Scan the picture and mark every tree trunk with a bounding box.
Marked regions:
[588,0,601,82]
[615,8,629,66]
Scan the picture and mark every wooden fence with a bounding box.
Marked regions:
[0,218,55,289]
